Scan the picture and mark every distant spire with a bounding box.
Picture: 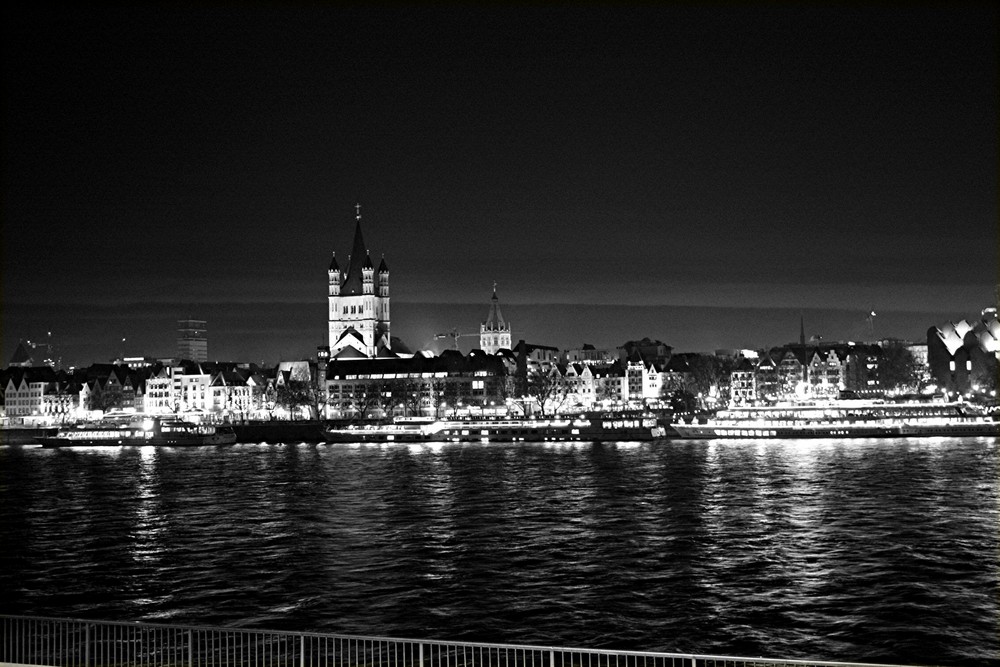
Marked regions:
[484,284,506,329]
[10,340,33,367]
[799,314,807,383]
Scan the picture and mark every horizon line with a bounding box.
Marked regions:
[3,300,990,316]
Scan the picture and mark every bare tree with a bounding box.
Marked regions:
[878,343,919,392]
[440,379,462,417]
[525,368,566,417]
[494,374,517,414]
[390,377,425,417]
[359,381,392,421]
[89,386,124,412]
[276,380,320,419]
[427,379,448,418]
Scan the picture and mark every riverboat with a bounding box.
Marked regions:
[324,411,670,443]
[36,416,237,448]
[671,399,999,439]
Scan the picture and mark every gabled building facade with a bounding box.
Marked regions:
[210,371,252,418]
[3,367,79,423]
[750,343,882,403]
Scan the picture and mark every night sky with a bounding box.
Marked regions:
[3,4,997,367]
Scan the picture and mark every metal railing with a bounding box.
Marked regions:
[0,615,915,667]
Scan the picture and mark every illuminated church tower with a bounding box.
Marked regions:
[327,205,390,357]
[480,284,511,354]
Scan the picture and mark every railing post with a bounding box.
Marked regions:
[549,649,555,667]
[300,635,305,667]
[84,624,89,667]
[188,629,193,667]
[420,642,424,667]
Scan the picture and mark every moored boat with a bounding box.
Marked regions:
[324,411,670,443]
[36,416,237,448]
[671,399,999,439]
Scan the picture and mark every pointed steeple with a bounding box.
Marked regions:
[341,215,369,295]
[328,252,340,272]
[799,314,808,383]
[350,218,367,267]
[483,283,507,329]
[10,340,33,367]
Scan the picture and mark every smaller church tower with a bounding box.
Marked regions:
[378,256,389,298]
[328,253,341,297]
[362,253,374,295]
[480,284,511,354]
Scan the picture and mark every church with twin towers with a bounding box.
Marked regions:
[326,205,511,358]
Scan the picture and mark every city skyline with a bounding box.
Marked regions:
[3,4,997,367]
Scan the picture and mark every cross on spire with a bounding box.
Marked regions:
[355,203,361,221]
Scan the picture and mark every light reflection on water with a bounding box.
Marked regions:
[0,438,997,666]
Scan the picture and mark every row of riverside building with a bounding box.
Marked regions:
[4,208,997,425]
[4,321,994,425]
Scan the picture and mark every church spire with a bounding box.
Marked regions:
[484,282,506,328]
[799,314,808,384]
[480,283,511,354]
[341,208,369,295]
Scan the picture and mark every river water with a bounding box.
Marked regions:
[0,438,997,666]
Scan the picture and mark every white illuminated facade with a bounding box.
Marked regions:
[144,367,175,414]
[327,205,390,358]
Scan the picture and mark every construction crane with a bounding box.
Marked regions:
[434,329,479,350]
[866,309,877,341]
[24,331,61,368]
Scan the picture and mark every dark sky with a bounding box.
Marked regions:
[3,4,997,366]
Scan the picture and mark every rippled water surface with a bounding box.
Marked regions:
[1,438,997,666]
